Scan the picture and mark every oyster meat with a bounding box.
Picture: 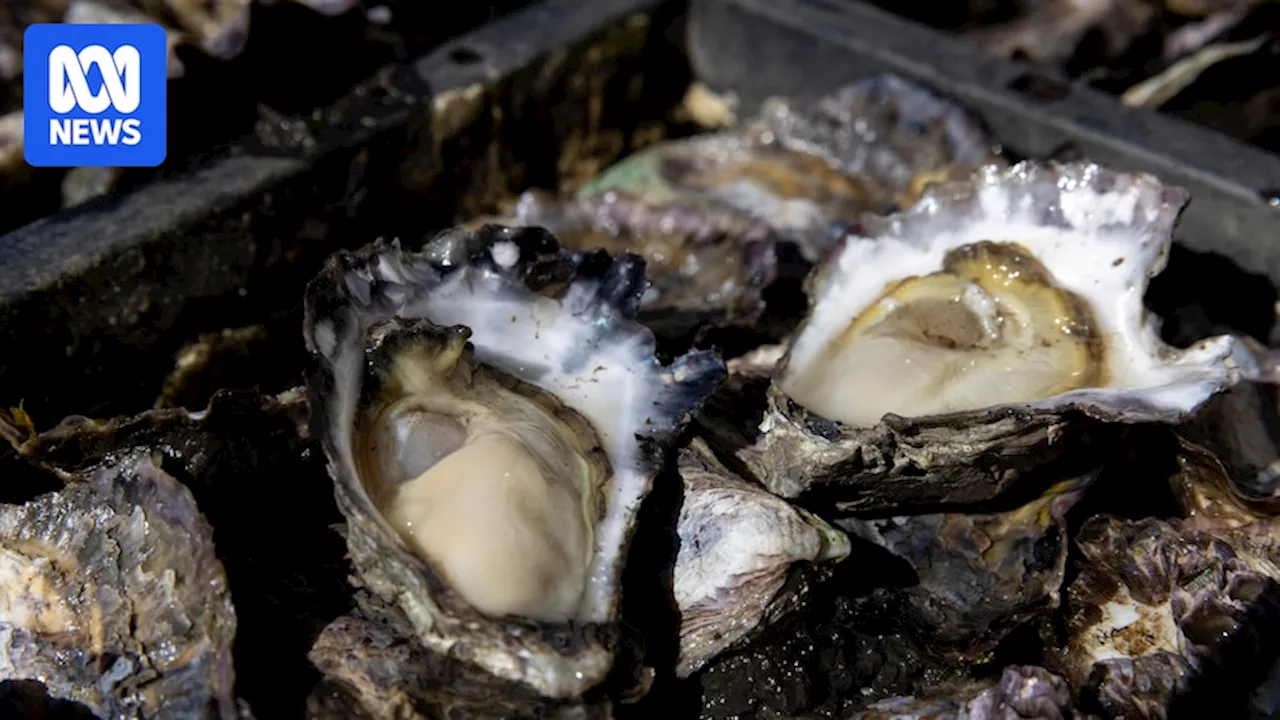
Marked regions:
[673,437,850,677]
[0,451,239,719]
[738,161,1257,513]
[302,226,725,705]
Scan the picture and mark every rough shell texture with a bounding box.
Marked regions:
[307,592,609,720]
[1,389,348,719]
[576,74,1001,263]
[850,666,1072,720]
[673,437,850,677]
[838,474,1091,655]
[739,161,1255,513]
[302,226,725,698]
[1060,515,1280,718]
[0,452,238,719]
[471,189,782,342]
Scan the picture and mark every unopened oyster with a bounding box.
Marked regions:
[0,450,239,719]
[1059,514,1280,718]
[838,472,1092,655]
[738,161,1257,512]
[673,437,850,677]
[302,226,725,704]
[851,665,1072,720]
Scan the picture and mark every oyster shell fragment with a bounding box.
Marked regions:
[742,161,1257,512]
[851,665,1072,720]
[302,226,725,700]
[674,437,850,677]
[0,452,239,719]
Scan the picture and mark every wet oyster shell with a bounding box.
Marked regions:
[674,437,850,677]
[0,451,238,719]
[838,473,1092,655]
[1059,515,1280,718]
[737,162,1255,514]
[302,226,725,700]
[851,665,1072,720]
[307,592,609,720]
[2,389,347,718]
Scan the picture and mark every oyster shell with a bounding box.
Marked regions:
[673,437,850,677]
[302,226,725,699]
[2,389,348,718]
[838,472,1092,655]
[739,161,1257,513]
[850,665,1072,720]
[0,451,239,719]
[1059,514,1280,718]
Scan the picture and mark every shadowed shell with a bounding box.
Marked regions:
[736,161,1257,513]
[0,452,239,719]
[838,472,1093,655]
[851,666,1072,720]
[1058,515,1280,718]
[673,437,850,677]
[302,225,726,700]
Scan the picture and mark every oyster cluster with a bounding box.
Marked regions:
[2,74,1280,720]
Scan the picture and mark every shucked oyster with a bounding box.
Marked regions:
[738,161,1257,513]
[0,450,239,719]
[302,226,725,706]
[673,437,850,677]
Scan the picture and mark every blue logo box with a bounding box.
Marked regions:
[23,23,167,168]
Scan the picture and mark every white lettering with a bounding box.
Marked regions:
[47,44,141,115]
[121,118,141,146]
[71,118,90,144]
[90,117,121,144]
[50,119,72,144]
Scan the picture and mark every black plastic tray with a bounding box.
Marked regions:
[2,0,1279,420]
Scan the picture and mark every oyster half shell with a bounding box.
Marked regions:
[740,161,1257,512]
[302,226,726,699]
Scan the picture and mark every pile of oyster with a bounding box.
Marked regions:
[2,74,1280,720]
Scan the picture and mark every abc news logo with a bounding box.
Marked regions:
[24,23,167,168]
[48,44,143,147]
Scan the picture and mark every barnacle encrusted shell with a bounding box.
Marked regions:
[0,452,238,719]
[838,472,1092,655]
[674,437,850,677]
[739,161,1257,513]
[302,226,725,699]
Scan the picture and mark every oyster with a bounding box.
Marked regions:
[2,389,348,718]
[838,472,1092,655]
[850,665,1072,720]
[1058,514,1280,718]
[0,450,239,719]
[739,161,1257,513]
[302,226,725,701]
[673,437,850,677]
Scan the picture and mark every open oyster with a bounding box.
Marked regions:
[674,437,850,677]
[738,161,1257,512]
[838,472,1092,655]
[302,226,725,704]
[0,450,239,719]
